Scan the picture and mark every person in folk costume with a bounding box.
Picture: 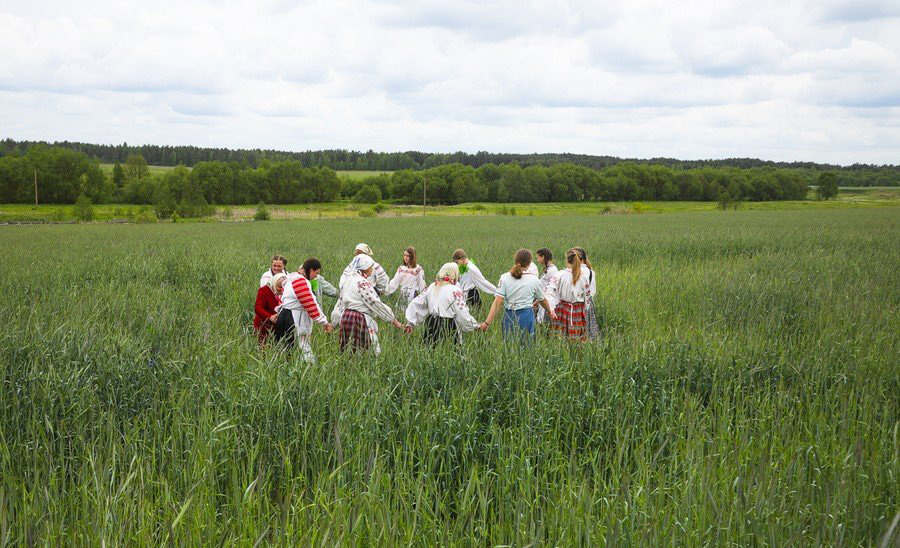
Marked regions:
[274,258,334,362]
[331,243,390,324]
[546,249,593,341]
[452,248,497,308]
[386,246,426,309]
[571,247,600,340]
[404,262,480,346]
[337,254,407,355]
[259,254,288,288]
[254,272,286,345]
[534,248,559,324]
[480,249,557,342]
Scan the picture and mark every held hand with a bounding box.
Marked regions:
[479,322,490,331]
[549,311,558,321]
[404,324,414,335]
[269,314,278,322]
[324,323,334,333]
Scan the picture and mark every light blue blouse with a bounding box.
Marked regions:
[495,272,544,310]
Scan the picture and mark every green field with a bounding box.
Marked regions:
[2,186,899,223]
[1,208,898,546]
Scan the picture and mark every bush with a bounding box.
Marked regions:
[496,206,516,215]
[353,185,381,204]
[51,209,67,222]
[73,194,94,222]
[816,173,839,200]
[253,202,270,221]
[221,206,233,219]
[373,203,387,214]
[358,208,376,218]
[133,207,158,224]
[471,204,487,211]
[603,205,613,214]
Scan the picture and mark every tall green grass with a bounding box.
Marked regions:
[0,208,897,546]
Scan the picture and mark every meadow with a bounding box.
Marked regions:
[2,186,899,223]
[0,207,897,546]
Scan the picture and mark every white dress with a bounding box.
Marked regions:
[537,263,559,323]
[386,265,426,305]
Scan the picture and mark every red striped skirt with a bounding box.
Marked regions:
[339,309,370,352]
[551,300,586,341]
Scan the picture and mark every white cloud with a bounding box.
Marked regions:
[0,0,898,164]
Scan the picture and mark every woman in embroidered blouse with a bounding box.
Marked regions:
[273,259,334,362]
[546,249,592,341]
[386,246,426,308]
[254,272,285,344]
[405,262,480,346]
[535,248,559,324]
[336,254,407,355]
[452,248,497,308]
[571,247,600,340]
[481,249,557,342]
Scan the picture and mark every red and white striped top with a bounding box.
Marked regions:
[281,273,327,325]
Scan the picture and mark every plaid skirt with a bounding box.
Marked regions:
[339,309,370,352]
[551,300,586,340]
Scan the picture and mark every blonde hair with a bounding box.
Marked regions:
[510,249,532,279]
[572,247,592,271]
[566,248,582,285]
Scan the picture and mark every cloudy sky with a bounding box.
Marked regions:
[1,0,898,164]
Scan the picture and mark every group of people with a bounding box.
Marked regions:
[252,243,600,362]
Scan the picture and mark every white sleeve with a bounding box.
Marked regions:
[450,288,480,332]
[417,268,427,292]
[546,274,560,310]
[386,268,402,296]
[374,263,390,294]
[469,264,498,294]
[359,280,395,322]
[404,289,429,326]
[259,271,270,288]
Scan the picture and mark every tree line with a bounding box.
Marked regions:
[1,144,824,213]
[2,138,897,186]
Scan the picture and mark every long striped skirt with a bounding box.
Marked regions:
[551,300,586,341]
[340,309,381,354]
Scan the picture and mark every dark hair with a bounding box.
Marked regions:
[272,254,287,267]
[301,258,322,279]
[452,248,467,261]
[404,246,417,269]
[510,249,532,279]
[536,248,553,265]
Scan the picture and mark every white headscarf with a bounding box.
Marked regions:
[355,243,373,256]
[433,263,459,293]
[268,272,287,293]
[350,254,375,272]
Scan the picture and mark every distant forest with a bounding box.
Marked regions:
[2,138,897,186]
[0,139,897,211]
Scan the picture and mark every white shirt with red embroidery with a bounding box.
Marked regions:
[405,283,480,332]
[386,265,426,301]
[337,272,396,324]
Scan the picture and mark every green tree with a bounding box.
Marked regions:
[73,194,94,221]
[112,162,125,189]
[353,184,381,204]
[153,184,177,219]
[123,154,149,184]
[816,172,839,200]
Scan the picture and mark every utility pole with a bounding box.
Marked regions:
[422,175,427,217]
[34,168,38,205]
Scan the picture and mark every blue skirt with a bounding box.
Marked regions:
[502,307,536,342]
